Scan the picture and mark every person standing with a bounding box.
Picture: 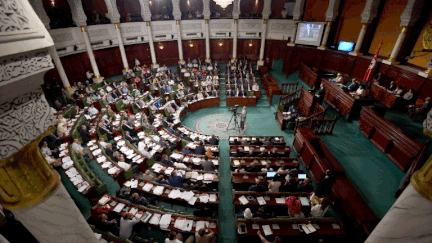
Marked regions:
[240,106,247,130]
[119,213,140,239]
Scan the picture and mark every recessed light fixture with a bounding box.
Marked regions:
[248,42,253,47]
[159,44,164,49]
[219,42,223,46]
[189,42,194,47]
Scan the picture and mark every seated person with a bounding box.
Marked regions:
[403,88,414,101]
[160,154,174,167]
[388,81,397,91]
[193,203,213,218]
[237,208,253,219]
[354,84,366,97]
[254,206,271,219]
[258,231,282,243]
[394,86,404,96]
[285,196,304,218]
[332,73,344,84]
[165,231,194,243]
[79,125,92,144]
[310,197,331,217]
[169,171,185,188]
[156,175,170,185]
[347,78,360,92]
[195,224,216,243]
[248,179,267,192]
[96,214,118,234]
[297,178,314,192]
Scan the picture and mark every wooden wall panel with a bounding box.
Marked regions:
[60,52,93,85]
[154,41,179,66]
[94,47,123,77]
[407,11,432,69]
[349,57,372,81]
[125,43,152,67]
[321,51,348,74]
[303,0,329,22]
[182,39,206,60]
[210,39,232,62]
[238,39,260,61]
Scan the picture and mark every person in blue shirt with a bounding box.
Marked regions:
[156,175,169,185]
[169,171,185,188]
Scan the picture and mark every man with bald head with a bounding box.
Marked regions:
[297,178,314,192]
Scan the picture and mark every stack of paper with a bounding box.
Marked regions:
[196,221,209,231]
[275,198,285,204]
[188,197,197,205]
[257,197,266,205]
[149,213,161,225]
[199,194,209,203]
[153,186,164,195]
[159,214,171,229]
[180,191,195,201]
[262,225,273,236]
[98,196,110,205]
[143,183,153,192]
[302,224,316,234]
[174,218,186,229]
[209,194,217,202]
[238,196,249,205]
[113,203,125,213]
[182,219,194,232]
[168,189,182,199]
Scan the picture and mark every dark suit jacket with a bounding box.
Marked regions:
[79,129,91,144]
[209,138,219,145]
[195,145,206,155]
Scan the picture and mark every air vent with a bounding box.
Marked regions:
[215,33,226,36]
[186,33,197,36]
[91,41,104,46]
[246,33,257,35]
[57,48,67,52]
[155,35,166,38]
[126,37,138,41]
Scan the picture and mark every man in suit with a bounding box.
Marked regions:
[209,135,219,145]
[122,120,137,136]
[98,122,113,140]
[124,131,139,145]
[160,154,174,167]
[168,171,185,188]
[388,81,397,91]
[195,141,206,155]
[79,125,92,144]
[201,156,214,172]
[226,89,233,97]
[105,143,115,158]
[297,178,314,192]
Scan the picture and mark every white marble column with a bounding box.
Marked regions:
[385,27,408,63]
[48,46,75,95]
[318,22,332,49]
[205,19,211,63]
[366,184,432,243]
[176,20,185,64]
[232,19,238,61]
[350,24,368,55]
[114,23,130,72]
[81,26,103,83]
[257,19,268,67]
[288,21,298,46]
[13,184,98,243]
[146,22,158,68]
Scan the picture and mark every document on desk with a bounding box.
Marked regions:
[244,146,250,151]
[199,194,209,203]
[252,224,260,230]
[238,196,249,205]
[174,217,186,229]
[153,186,164,195]
[272,224,280,230]
[168,189,182,199]
[299,197,310,206]
[262,225,273,236]
[113,203,125,213]
[159,214,171,229]
[129,207,138,215]
[149,213,161,225]
[233,160,240,166]
[257,197,266,205]
[196,221,209,232]
[332,223,341,229]
[164,167,174,175]
[182,219,194,232]
[209,194,217,202]
[188,197,197,205]
[306,224,316,233]
[98,195,110,205]
[141,212,153,223]
[143,183,154,192]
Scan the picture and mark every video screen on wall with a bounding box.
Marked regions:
[295,22,325,46]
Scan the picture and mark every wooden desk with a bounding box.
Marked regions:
[229,145,291,157]
[170,152,220,171]
[188,97,220,112]
[259,66,282,104]
[122,177,219,207]
[359,106,428,172]
[233,192,311,206]
[99,195,219,234]
[323,79,374,120]
[232,172,288,184]
[229,136,286,145]
[152,162,220,183]
[226,96,257,106]
[370,83,397,108]
[236,218,344,239]
[230,157,299,169]
[293,128,345,182]
[299,63,320,89]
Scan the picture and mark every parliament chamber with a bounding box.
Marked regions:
[1,0,432,243]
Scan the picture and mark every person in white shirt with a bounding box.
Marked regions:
[252,83,259,91]
[119,213,140,239]
[99,137,108,148]
[85,85,94,94]
[57,122,67,138]
[135,58,140,67]
[268,175,282,193]
[138,141,152,158]
[165,231,194,243]
[41,141,56,156]
[86,70,94,81]
[72,138,94,159]
[118,161,131,171]
[310,197,330,217]
[333,73,344,84]
[197,92,204,100]
[356,85,365,97]
[88,105,99,115]
[281,8,288,18]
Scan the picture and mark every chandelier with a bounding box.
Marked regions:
[215,0,233,9]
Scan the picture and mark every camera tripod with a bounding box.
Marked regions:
[227,112,241,132]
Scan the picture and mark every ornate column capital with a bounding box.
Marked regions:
[262,0,272,20]
[104,0,121,23]
[139,0,152,22]
[203,0,211,20]
[232,0,240,19]
[412,155,432,202]
[325,0,341,22]
[361,0,381,24]
[0,125,60,210]
[172,0,182,20]
[66,0,88,27]
[293,0,306,21]
[400,0,426,27]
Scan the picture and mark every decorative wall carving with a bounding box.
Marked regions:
[241,23,262,29]
[182,23,203,31]
[88,28,110,38]
[152,24,173,32]
[121,25,142,34]
[0,52,54,83]
[0,0,31,32]
[270,23,294,31]
[210,23,232,29]
[400,0,425,27]
[361,0,381,24]
[0,88,56,160]
[51,32,74,44]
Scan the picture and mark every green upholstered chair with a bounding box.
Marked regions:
[247,91,254,96]
[115,100,125,111]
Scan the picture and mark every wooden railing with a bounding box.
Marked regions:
[294,116,338,135]
[281,81,299,95]
[278,89,301,108]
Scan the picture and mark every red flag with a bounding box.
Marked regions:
[363,42,382,83]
